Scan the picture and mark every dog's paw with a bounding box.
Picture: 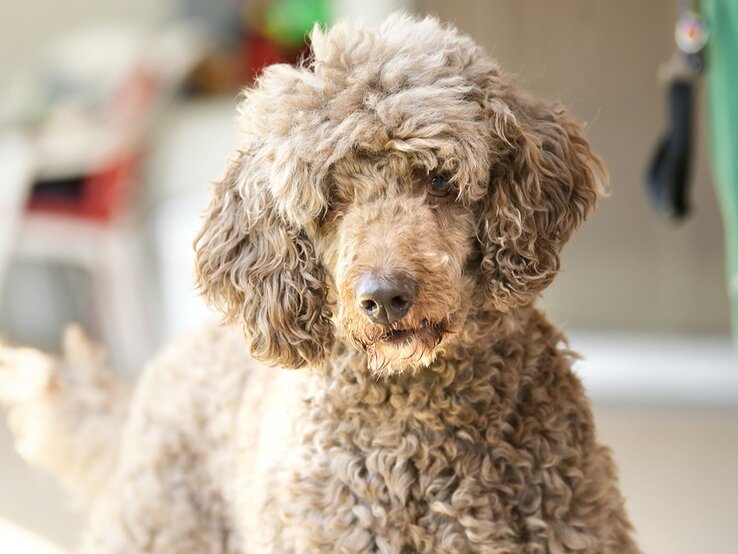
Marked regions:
[0,342,56,405]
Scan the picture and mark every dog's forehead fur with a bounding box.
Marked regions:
[236,14,501,226]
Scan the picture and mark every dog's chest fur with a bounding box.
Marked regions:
[236,312,633,553]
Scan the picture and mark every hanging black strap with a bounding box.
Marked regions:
[646,78,695,219]
[645,2,708,220]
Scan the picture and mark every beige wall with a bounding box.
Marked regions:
[420,0,730,333]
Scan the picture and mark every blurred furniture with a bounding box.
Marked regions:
[0,22,205,373]
[0,133,36,297]
[10,156,148,375]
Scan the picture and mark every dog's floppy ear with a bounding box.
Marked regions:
[477,87,606,311]
[194,149,334,369]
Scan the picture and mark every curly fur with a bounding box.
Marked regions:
[1,13,637,553]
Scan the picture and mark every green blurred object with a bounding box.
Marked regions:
[264,0,332,48]
[705,0,738,345]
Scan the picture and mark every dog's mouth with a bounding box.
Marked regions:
[354,319,449,350]
[345,316,454,374]
[371,318,447,346]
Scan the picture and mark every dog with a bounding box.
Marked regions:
[0,14,640,553]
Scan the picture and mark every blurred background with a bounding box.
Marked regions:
[0,0,736,553]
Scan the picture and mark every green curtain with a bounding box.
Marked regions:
[705,0,738,345]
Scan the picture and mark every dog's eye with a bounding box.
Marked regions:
[426,174,452,197]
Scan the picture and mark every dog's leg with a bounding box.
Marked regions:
[78,477,237,554]
[75,405,238,553]
[0,326,131,508]
[72,326,249,554]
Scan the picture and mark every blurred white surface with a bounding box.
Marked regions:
[572,332,738,405]
[152,192,218,339]
[146,97,238,340]
[335,0,413,24]
[0,518,67,554]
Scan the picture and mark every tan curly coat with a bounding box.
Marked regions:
[0,14,639,553]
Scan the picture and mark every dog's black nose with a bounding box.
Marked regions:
[356,273,416,325]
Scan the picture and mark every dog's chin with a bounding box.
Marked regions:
[356,320,449,377]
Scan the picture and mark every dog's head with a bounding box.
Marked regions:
[195,14,605,375]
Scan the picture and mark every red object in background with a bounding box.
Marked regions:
[241,32,288,82]
[27,153,139,222]
[26,65,153,223]
[114,68,159,122]
[240,32,309,83]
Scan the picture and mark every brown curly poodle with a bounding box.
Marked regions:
[0,13,640,553]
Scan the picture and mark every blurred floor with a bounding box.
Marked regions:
[0,422,81,550]
[596,406,738,554]
[1,403,737,553]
